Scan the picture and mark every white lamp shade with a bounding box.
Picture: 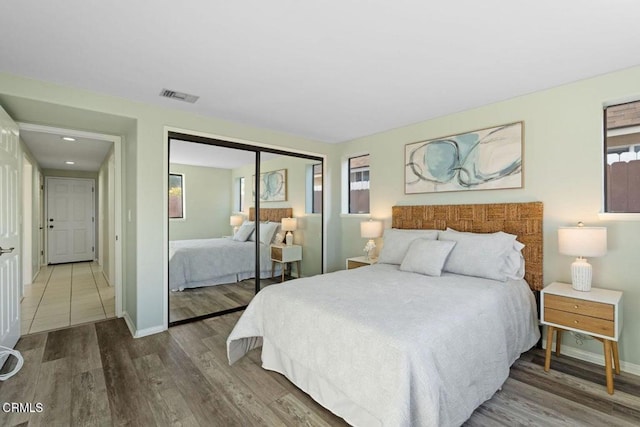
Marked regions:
[282,217,297,232]
[360,220,383,239]
[558,226,607,258]
[230,215,244,227]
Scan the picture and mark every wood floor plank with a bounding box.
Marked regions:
[30,358,73,427]
[94,321,157,426]
[70,368,112,427]
[144,330,250,426]
[196,350,285,426]
[132,353,197,426]
[269,393,346,427]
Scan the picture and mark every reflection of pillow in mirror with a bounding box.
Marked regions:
[378,228,438,265]
[233,221,255,242]
[400,239,456,276]
[259,222,280,244]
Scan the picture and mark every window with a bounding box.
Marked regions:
[238,177,245,212]
[169,173,184,219]
[349,154,370,214]
[604,101,640,213]
[312,163,322,214]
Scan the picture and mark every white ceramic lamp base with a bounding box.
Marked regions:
[571,257,592,292]
[363,239,376,260]
[285,231,293,246]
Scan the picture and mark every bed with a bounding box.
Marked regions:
[227,202,543,426]
[169,207,292,290]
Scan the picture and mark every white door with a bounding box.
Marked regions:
[46,177,95,264]
[0,106,21,355]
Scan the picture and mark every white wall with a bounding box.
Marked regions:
[169,163,232,240]
[337,66,640,367]
[19,140,42,285]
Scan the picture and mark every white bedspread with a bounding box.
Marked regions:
[169,238,277,289]
[227,263,540,427]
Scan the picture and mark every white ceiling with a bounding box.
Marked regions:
[19,127,113,172]
[170,139,281,169]
[2,1,640,144]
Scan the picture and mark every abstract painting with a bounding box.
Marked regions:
[254,169,287,202]
[405,122,523,194]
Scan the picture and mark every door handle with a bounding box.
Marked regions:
[49,225,54,229]
[0,247,15,256]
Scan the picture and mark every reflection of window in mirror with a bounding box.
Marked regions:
[349,154,370,214]
[313,163,322,213]
[237,176,245,212]
[306,163,323,214]
[604,100,640,213]
[169,173,184,218]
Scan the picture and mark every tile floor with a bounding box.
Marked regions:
[20,261,115,335]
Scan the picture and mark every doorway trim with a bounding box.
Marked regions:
[22,154,33,292]
[17,122,124,318]
[163,126,327,330]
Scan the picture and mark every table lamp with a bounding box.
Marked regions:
[282,217,297,246]
[558,222,607,291]
[230,215,244,235]
[361,219,383,260]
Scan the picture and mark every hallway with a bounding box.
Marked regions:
[20,262,115,335]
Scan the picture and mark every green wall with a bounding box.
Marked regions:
[337,65,640,368]
[0,72,334,333]
[169,163,232,240]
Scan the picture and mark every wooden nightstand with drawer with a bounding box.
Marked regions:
[541,281,623,394]
[270,244,302,282]
[346,256,377,270]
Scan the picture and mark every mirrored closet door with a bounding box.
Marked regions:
[168,139,257,324]
[168,132,323,326]
[256,154,323,292]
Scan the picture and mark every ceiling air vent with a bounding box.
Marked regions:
[159,88,199,104]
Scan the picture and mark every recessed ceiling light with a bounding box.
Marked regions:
[62,137,76,142]
[65,161,75,165]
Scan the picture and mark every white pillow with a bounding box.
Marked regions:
[444,228,525,280]
[438,229,516,281]
[400,239,456,277]
[257,222,280,244]
[232,221,255,242]
[378,228,438,265]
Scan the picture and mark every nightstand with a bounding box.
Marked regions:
[541,281,623,394]
[271,244,302,282]
[346,256,377,270]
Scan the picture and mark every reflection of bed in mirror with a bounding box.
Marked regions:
[169,207,292,291]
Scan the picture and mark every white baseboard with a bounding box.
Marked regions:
[544,341,640,376]
[122,311,165,338]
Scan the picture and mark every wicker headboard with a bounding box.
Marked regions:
[392,202,543,290]
[248,207,293,222]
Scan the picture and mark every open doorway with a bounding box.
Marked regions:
[18,123,123,334]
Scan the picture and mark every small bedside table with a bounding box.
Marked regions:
[541,281,623,394]
[271,244,302,282]
[346,256,377,270]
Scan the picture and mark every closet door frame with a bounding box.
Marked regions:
[167,131,324,327]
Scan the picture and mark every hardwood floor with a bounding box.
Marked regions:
[2,314,639,426]
[169,277,283,323]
